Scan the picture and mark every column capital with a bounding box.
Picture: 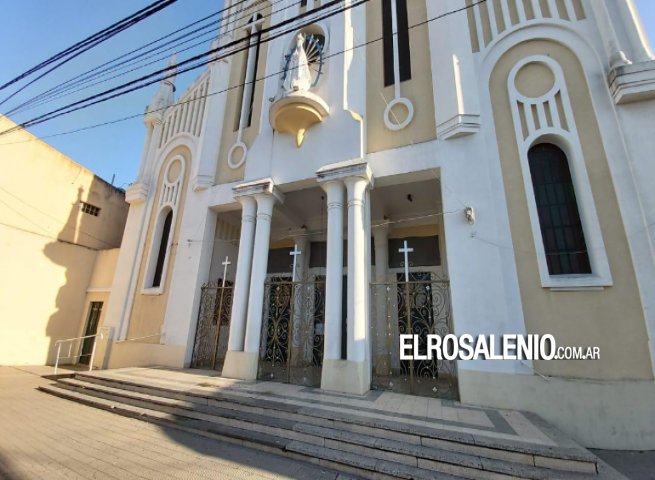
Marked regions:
[237,195,257,224]
[372,221,390,243]
[316,159,373,188]
[232,177,284,204]
[321,179,345,211]
[253,192,278,220]
[288,227,309,245]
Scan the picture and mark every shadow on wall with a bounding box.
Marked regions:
[43,180,125,366]
[0,450,22,480]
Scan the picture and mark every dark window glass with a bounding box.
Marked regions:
[267,247,293,274]
[152,210,173,287]
[246,29,262,127]
[234,16,263,131]
[528,143,591,275]
[382,0,411,87]
[387,236,440,268]
[79,302,103,365]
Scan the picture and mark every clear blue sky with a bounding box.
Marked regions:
[0,1,654,189]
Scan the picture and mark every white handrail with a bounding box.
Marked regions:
[54,333,101,345]
[115,333,161,343]
[53,333,104,375]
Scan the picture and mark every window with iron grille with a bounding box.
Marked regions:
[528,143,591,275]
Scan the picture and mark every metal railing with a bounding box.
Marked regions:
[53,333,104,375]
[115,333,161,343]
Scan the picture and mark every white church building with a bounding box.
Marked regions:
[97,0,655,449]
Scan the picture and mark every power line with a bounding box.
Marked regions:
[0,0,176,91]
[4,0,258,115]
[0,0,360,135]
[0,0,486,140]
[0,0,183,110]
[7,0,300,117]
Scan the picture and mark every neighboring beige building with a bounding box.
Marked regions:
[0,115,128,366]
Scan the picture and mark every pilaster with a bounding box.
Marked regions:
[428,0,481,140]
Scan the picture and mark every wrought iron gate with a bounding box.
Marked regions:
[370,272,458,399]
[258,276,325,387]
[190,280,233,371]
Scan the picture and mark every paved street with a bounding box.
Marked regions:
[0,366,342,480]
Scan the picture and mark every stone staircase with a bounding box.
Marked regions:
[38,369,610,480]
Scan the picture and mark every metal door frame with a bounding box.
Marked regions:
[190,280,233,371]
[258,275,325,386]
[370,271,458,399]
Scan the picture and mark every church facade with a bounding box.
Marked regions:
[100,0,655,449]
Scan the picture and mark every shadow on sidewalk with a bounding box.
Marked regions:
[592,449,655,480]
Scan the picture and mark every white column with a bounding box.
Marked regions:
[322,181,345,361]
[345,176,369,363]
[243,193,277,353]
[226,196,256,352]
[317,161,372,395]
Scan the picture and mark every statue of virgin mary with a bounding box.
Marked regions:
[283,33,312,93]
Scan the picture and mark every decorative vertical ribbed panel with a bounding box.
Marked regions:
[466,0,586,53]
[158,72,210,148]
[216,218,241,243]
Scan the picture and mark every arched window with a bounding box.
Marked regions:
[528,143,591,275]
[152,209,173,288]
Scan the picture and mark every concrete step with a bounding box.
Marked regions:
[38,383,451,480]
[73,372,598,474]
[294,424,593,480]
[53,378,322,446]
[41,376,600,480]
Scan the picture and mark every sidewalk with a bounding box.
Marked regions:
[1,365,653,479]
[0,366,344,480]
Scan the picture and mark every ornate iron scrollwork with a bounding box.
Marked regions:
[371,271,458,399]
[259,275,325,387]
[190,280,233,371]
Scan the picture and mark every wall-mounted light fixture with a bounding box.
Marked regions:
[465,207,475,225]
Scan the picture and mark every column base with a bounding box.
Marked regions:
[221,350,259,381]
[321,359,370,395]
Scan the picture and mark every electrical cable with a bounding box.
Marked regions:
[4,0,261,115]
[0,0,487,140]
[0,0,177,91]
[0,0,181,108]
[8,0,301,117]
[0,0,361,135]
